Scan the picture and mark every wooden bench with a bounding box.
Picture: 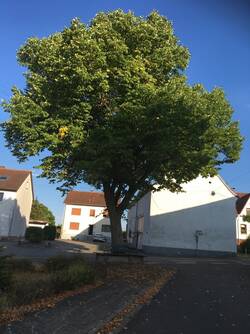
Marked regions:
[95,252,145,264]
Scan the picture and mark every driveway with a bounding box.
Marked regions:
[0,239,108,262]
[120,257,250,334]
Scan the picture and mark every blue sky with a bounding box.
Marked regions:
[0,0,250,224]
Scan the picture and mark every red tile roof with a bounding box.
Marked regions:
[236,192,250,214]
[64,191,106,207]
[0,167,31,192]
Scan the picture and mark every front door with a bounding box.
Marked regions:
[88,224,93,235]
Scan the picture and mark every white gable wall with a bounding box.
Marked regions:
[0,175,33,238]
[128,175,236,256]
[147,176,236,254]
[0,190,16,237]
[10,174,33,237]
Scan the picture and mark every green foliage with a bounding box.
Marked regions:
[0,295,11,311]
[47,256,95,292]
[56,225,62,239]
[0,255,95,311]
[30,199,55,225]
[243,215,250,223]
[6,258,35,272]
[11,272,53,306]
[43,225,57,240]
[238,238,250,253]
[0,256,12,291]
[25,226,44,243]
[46,255,87,272]
[1,10,243,245]
[51,263,95,292]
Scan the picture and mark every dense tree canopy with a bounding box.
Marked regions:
[2,10,242,247]
[30,199,55,225]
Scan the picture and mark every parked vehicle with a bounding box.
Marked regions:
[93,234,107,243]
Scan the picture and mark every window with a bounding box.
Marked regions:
[101,225,111,233]
[241,224,247,234]
[246,208,250,216]
[69,222,80,230]
[0,175,7,180]
[0,192,3,201]
[71,208,81,216]
[89,209,95,217]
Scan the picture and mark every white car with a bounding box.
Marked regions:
[93,234,107,243]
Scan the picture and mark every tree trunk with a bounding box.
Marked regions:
[108,208,124,252]
[103,182,127,253]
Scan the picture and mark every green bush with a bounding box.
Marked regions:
[0,294,12,311]
[43,225,57,241]
[25,226,44,243]
[46,255,87,272]
[11,272,53,306]
[52,263,95,292]
[0,256,12,291]
[0,255,95,311]
[56,225,61,239]
[238,238,250,253]
[6,258,34,272]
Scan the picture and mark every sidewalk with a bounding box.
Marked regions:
[0,282,139,334]
[0,263,174,334]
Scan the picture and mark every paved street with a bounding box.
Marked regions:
[0,239,107,262]
[1,252,250,333]
[120,258,250,334]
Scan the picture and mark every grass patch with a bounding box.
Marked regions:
[46,254,87,272]
[0,255,95,312]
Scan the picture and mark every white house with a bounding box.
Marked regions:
[235,192,250,245]
[0,167,34,238]
[61,191,111,240]
[127,175,236,256]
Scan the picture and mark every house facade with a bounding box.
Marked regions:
[61,191,111,240]
[127,175,236,256]
[0,167,34,238]
[236,193,250,244]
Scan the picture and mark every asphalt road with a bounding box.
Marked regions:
[120,258,250,334]
[0,239,104,262]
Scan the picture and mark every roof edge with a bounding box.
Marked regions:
[217,175,237,197]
